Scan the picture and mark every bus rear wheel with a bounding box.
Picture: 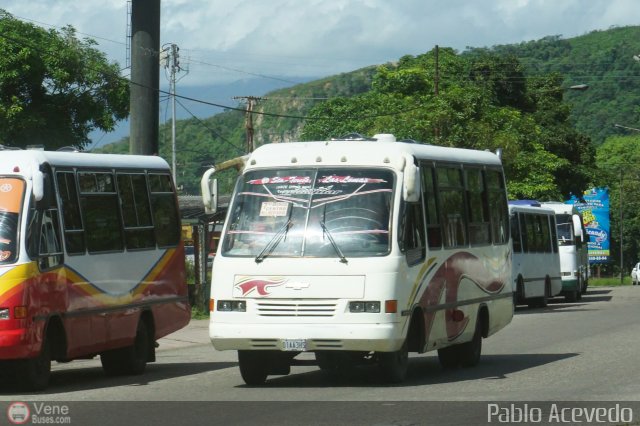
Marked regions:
[438,316,483,369]
[101,320,150,376]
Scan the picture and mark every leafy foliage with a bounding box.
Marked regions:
[302,48,595,200]
[0,10,128,149]
[594,135,640,274]
[478,26,640,146]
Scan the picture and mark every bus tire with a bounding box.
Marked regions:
[20,335,52,391]
[238,350,269,385]
[437,344,461,369]
[576,277,583,301]
[101,320,149,376]
[315,351,349,374]
[438,315,483,369]
[378,339,409,383]
[529,280,549,309]
[459,316,483,368]
[565,288,578,303]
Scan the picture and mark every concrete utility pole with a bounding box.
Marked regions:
[161,43,182,185]
[233,96,264,153]
[129,0,161,155]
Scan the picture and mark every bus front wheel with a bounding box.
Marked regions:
[238,350,269,385]
[378,339,408,383]
[20,336,52,391]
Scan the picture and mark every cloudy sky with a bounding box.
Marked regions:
[2,0,640,88]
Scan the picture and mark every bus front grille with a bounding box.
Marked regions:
[256,301,337,317]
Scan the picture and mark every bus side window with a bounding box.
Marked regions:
[399,201,426,266]
[437,166,467,248]
[421,164,442,249]
[39,209,63,270]
[56,171,86,255]
[510,213,522,253]
[117,173,156,250]
[466,168,490,246]
[486,170,509,245]
[149,173,180,247]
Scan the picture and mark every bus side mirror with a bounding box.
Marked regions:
[403,159,420,202]
[32,170,44,202]
[201,168,218,214]
[572,215,585,243]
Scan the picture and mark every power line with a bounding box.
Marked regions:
[175,98,245,155]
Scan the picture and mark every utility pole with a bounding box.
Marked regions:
[161,43,183,186]
[434,44,439,96]
[233,96,264,153]
[129,0,160,155]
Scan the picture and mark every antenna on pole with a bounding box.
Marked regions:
[161,43,187,187]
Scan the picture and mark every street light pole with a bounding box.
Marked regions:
[620,169,624,285]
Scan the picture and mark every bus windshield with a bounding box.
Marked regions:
[222,168,394,259]
[556,213,574,246]
[0,178,25,264]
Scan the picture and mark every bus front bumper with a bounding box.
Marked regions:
[209,321,405,352]
[0,328,35,359]
[561,278,579,292]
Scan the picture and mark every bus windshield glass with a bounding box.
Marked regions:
[222,168,394,258]
[0,178,25,264]
[556,213,574,246]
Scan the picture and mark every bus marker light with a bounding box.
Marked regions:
[385,300,397,313]
[209,299,215,312]
[14,306,27,319]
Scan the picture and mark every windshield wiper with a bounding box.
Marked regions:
[255,219,293,263]
[320,221,348,264]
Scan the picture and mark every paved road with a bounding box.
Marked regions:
[2,286,640,425]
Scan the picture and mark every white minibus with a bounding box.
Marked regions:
[509,201,562,307]
[540,201,589,301]
[202,134,513,384]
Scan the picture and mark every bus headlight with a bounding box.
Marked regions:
[349,301,380,313]
[217,300,246,312]
[0,308,9,320]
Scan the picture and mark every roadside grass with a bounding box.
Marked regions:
[191,307,210,319]
[589,277,631,287]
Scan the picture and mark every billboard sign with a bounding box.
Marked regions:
[567,188,610,264]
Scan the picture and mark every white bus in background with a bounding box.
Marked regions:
[540,201,589,302]
[508,201,562,308]
[201,133,514,385]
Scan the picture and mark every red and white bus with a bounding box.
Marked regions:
[201,133,513,385]
[0,148,191,390]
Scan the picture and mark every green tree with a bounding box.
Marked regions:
[302,48,595,200]
[595,135,640,274]
[0,10,128,149]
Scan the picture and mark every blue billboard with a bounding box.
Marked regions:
[567,188,610,264]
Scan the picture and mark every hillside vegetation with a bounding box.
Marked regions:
[98,25,640,197]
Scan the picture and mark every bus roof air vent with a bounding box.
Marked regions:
[0,144,22,150]
[372,134,396,143]
[331,133,375,141]
[57,146,83,152]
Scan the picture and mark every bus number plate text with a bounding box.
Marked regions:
[283,339,306,351]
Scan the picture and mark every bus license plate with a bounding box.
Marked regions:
[283,339,306,351]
